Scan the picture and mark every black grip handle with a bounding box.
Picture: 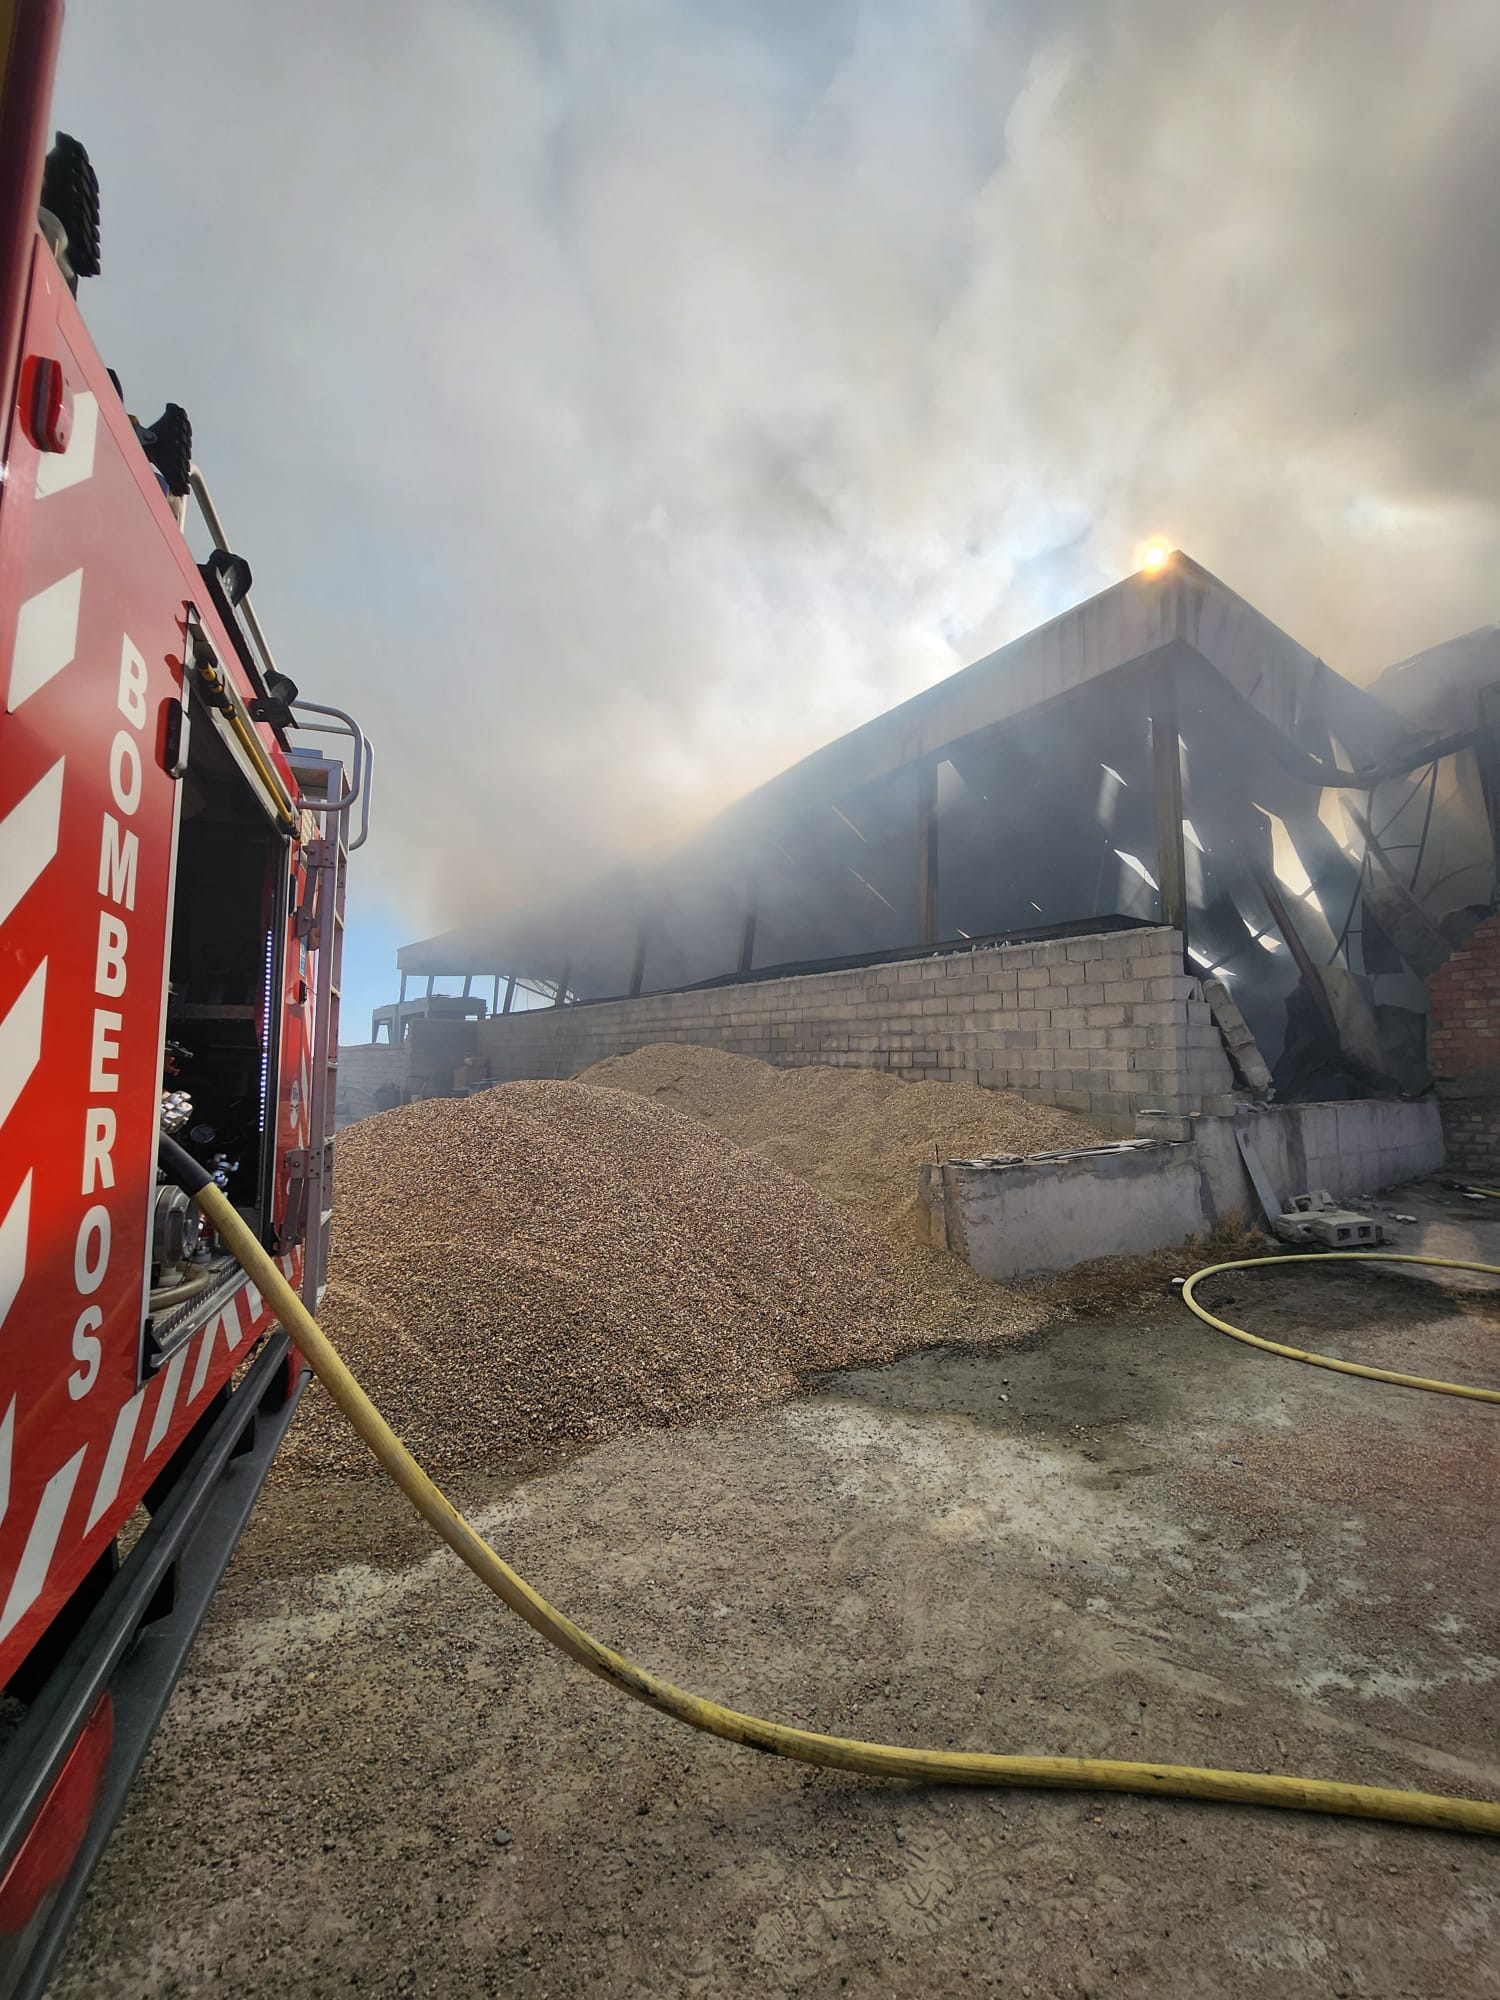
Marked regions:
[158,1132,212,1195]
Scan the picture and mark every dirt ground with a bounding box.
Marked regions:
[50,1191,1500,1999]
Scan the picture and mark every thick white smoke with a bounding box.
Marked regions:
[55,0,1499,939]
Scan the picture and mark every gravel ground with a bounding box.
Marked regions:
[578,1045,1104,1237]
[49,1195,1500,2000]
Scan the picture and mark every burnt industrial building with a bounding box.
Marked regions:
[345,553,1499,1164]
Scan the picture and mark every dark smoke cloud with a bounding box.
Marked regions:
[55,0,1498,940]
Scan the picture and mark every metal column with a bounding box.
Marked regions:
[916,757,939,947]
[1151,663,1188,951]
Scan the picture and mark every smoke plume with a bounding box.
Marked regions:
[55,0,1500,936]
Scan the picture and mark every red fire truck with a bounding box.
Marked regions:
[0,7,369,1990]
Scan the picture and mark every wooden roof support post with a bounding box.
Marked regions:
[628,923,649,997]
[916,756,939,947]
[502,975,517,1015]
[1151,662,1189,955]
[551,964,571,1008]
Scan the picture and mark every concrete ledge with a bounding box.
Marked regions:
[1189,1099,1445,1224]
[925,1098,1446,1281]
[923,1141,1204,1281]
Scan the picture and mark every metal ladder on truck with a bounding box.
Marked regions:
[288,706,372,1306]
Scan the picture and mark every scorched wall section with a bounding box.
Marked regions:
[468,927,1234,1133]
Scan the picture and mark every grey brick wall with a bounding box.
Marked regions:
[459,927,1234,1134]
[335,1042,410,1128]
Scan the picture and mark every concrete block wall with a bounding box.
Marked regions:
[1188,1100,1445,1225]
[1427,910,1500,1174]
[467,926,1235,1133]
[335,1042,411,1128]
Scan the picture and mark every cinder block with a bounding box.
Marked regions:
[1085,1004,1128,1028]
[1070,983,1106,1007]
[1104,1027,1143,1049]
[1049,1007,1088,1030]
[1129,1002,1181,1027]
[1017,968,1050,990]
[1051,1087,1093,1111]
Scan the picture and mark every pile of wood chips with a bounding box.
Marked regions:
[284,1055,1115,1480]
[578,1042,1104,1236]
[287,1081,971,1478]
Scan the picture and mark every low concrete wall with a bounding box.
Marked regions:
[468,926,1234,1133]
[926,1098,1446,1280]
[931,1141,1205,1281]
[1190,1099,1445,1224]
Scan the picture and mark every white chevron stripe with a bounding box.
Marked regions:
[144,1342,190,1457]
[0,1444,87,1643]
[188,1315,219,1401]
[86,1385,146,1532]
[0,1171,32,1332]
[243,1282,263,1325]
[0,1399,13,1531]
[0,758,64,928]
[0,961,46,1130]
[34,388,98,499]
[222,1291,247,1351]
[7,567,82,712]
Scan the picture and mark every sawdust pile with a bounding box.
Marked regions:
[578,1044,1104,1237]
[285,1080,1045,1480]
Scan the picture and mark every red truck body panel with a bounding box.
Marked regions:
[0,236,310,1684]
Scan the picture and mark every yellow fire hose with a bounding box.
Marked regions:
[1182,1251,1500,1404]
[165,1148,1500,1838]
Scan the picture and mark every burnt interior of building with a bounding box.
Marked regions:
[392,556,1499,1102]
